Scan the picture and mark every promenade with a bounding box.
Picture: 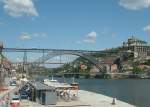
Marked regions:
[78,90,135,107]
[20,90,135,107]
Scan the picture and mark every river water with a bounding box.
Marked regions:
[76,79,150,107]
[37,77,150,107]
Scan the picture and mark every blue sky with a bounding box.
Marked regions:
[0,0,150,51]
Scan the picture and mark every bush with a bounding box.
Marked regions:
[132,66,143,74]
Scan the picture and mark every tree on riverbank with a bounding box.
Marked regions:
[132,66,143,74]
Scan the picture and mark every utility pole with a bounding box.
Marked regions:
[0,42,3,87]
[23,51,28,78]
[42,49,45,66]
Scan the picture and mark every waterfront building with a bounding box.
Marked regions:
[28,81,57,105]
[123,36,150,57]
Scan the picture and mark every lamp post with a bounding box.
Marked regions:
[73,64,77,78]
[0,42,3,87]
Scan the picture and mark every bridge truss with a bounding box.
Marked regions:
[1,47,131,77]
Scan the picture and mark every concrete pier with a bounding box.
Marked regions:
[20,90,135,107]
[78,90,135,107]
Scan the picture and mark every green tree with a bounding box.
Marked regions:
[132,66,143,74]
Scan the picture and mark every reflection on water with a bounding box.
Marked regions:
[37,77,150,107]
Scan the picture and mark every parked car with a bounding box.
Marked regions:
[20,91,28,99]
[10,81,17,86]
[10,95,20,107]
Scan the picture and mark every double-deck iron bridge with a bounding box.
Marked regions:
[0,47,133,77]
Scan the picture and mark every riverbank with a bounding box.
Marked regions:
[20,90,135,107]
[79,90,135,107]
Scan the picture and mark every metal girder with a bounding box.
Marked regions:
[33,51,104,71]
[2,48,123,54]
[2,48,101,53]
[12,62,66,64]
[1,47,129,72]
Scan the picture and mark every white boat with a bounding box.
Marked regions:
[43,76,72,89]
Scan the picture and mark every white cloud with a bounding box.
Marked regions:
[143,25,150,31]
[41,33,47,37]
[19,32,31,40]
[83,31,97,44]
[76,29,117,44]
[2,0,38,17]
[119,0,150,10]
[33,33,47,38]
[100,27,117,38]
[19,32,47,40]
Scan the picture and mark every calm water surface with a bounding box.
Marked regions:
[38,77,150,107]
[76,79,150,107]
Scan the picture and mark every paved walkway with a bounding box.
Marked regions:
[20,90,136,107]
[78,90,135,107]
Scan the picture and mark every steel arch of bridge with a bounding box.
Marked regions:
[1,47,129,72]
[33,51,103,71]
[1,47,132,71]
[1,48,110,71]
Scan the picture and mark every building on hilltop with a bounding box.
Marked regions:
[123,36,150,57]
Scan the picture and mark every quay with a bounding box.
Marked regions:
[78,90,135,107]
[0,79,136,107]
[20,90,135,107]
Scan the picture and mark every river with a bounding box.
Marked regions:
[77,79,150,107]
[37,77,150,107]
